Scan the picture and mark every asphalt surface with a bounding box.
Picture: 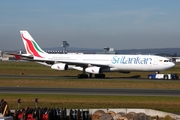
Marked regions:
[0,74,180,96]
[0,87,180,96]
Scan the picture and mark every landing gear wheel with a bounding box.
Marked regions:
[78,74,88,78]
[148,75,152,79]
[164,75,168,80]
[88,73,92,78]
[95,74,105,78]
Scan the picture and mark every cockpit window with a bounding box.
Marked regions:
[164,59,173,62]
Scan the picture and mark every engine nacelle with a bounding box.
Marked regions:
[51,63,68,70]
[85,66,102,74]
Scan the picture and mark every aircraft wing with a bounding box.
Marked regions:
[14,55,110,68]
[57,60,110,68]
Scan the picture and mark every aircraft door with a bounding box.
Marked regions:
[77,56,82,62]
[153,58,158,65]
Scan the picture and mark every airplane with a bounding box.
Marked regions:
[14,30,175,78]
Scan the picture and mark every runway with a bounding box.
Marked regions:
[0,74,180,96]
[1,74,180,81]
[0,86,180,96]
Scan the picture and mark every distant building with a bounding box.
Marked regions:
[96,47,116,54]
[45,50,63,54]
[0,50,19,61]
[0,50,2,60]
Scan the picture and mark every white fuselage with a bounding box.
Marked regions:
[35,54,175,72]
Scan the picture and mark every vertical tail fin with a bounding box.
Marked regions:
[20,31,48,58]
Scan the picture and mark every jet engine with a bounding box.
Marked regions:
[85,66,102,74]
[51,63,68,70]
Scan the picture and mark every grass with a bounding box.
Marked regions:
[1,78,180,89]
[1,61,180,114]
[2,94,180,114]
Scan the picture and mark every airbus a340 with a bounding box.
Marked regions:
[14,31,175,78]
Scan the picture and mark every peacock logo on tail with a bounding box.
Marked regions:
[20,31,47,58]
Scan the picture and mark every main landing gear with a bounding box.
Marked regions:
[94,74,105,78]
[77,67,105,78]
[78,74,89,78]
[77,73,105,78]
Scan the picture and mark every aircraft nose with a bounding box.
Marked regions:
[170,62,175,68]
